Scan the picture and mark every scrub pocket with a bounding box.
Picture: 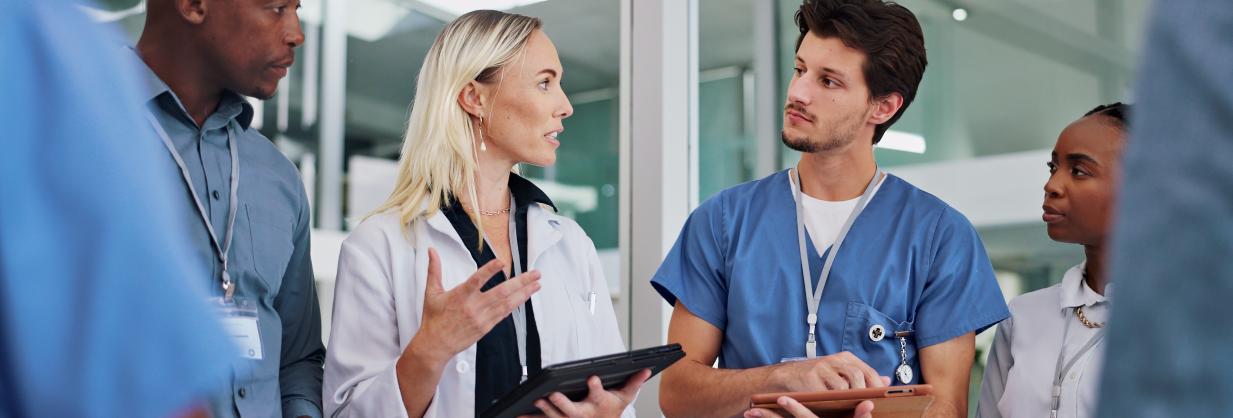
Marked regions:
[245,204,294,294]
[840,302,918,383]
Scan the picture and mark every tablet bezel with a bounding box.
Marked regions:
[750,384,934,408]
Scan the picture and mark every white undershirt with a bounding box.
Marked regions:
[796,177,885,255]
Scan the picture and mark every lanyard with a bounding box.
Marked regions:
[793,167,882,358]
[144,111,240,301]
[506,195,529,382]
[1050,310,1106,418]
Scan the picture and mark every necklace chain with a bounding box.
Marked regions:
[478,207,510,216]
[1074,306,1105,329]
[1075,270,1107,329]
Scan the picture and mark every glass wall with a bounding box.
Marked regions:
[697,0,758,200]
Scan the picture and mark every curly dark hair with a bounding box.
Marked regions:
[795,0,927,144]
[1082,102,1132,131]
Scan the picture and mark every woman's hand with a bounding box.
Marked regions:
[404,248,543,365]
[395,248,543,418]
[744,397,874,418]
[519,369,652,418]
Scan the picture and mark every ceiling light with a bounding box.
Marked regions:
[876,130,927,154]
[300,0,436,42]
[952,8,968,22]
[78,1,144,23]
[345,0,413,42]
[416,0,549,17]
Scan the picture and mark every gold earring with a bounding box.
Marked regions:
[478,116,487,152]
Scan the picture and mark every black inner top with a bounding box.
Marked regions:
[440,173,557,415]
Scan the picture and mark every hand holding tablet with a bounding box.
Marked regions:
[482,344,686,418]
[748,385,934,418]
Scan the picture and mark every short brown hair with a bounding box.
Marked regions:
[795,0,927,144]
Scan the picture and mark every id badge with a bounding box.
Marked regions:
[210,297,263,360]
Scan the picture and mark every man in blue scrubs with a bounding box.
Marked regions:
[654,1,1008,417]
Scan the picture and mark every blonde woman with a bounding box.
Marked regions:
[323,10,645,418]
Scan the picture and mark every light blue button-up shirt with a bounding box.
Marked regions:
[128,50,325,418]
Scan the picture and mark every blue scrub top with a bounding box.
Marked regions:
[652,170,1009,381]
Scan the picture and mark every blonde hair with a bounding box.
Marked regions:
[370,10,542,241]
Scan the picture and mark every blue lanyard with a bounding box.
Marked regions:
[144,111,240,301]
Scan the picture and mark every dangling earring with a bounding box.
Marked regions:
[478,116,487,152]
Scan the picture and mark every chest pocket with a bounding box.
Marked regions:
[537,247,596,359]
[840,302,918,384]
[245,203,294,294]
[562,274,596,356]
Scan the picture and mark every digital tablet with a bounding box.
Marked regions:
[480,343,685,418]
[751,385,934,418]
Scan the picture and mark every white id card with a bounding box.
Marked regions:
[210,297,263,360]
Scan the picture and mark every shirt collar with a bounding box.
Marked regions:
[1058,261,1110,309]
[442,173,557,215]
[509,173,557,212]
[127,47,255,130]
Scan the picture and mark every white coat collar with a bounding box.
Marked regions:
[424,210,466,253]
[525,204,564,269]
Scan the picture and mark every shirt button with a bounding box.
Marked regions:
[456,360,470,374]
[238,388,247,398]
[212,190,221,200]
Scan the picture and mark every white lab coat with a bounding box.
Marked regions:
[323,206,633,418]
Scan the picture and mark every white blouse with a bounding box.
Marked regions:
[978,262,1111,418]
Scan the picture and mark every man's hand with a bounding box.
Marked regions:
[660,303,893,418]
[769,352,888,391]
[744,397,874,418]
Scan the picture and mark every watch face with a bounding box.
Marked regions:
[896,364,913,384]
